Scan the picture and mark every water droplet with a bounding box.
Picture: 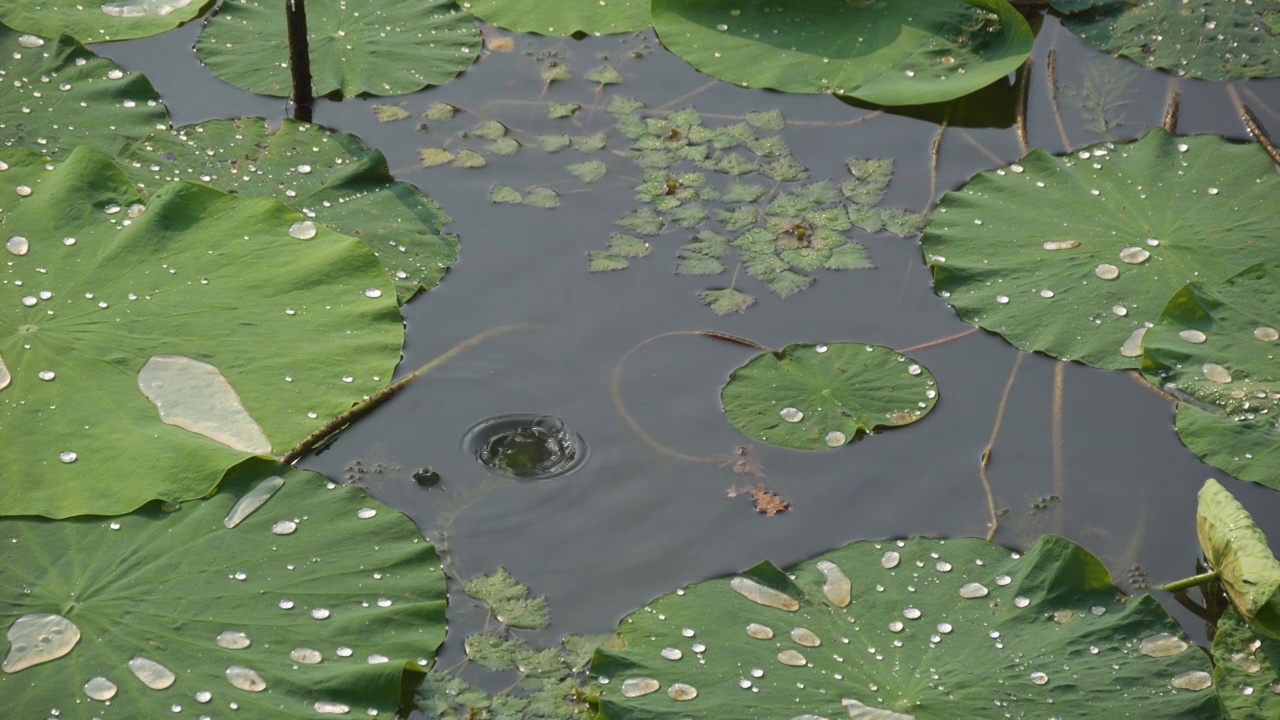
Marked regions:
[17,34,45,48]
[690,642,706,653]
[730,576,799,611]
[1202,363,1232,384]
[63,237,76,246]
[881,551,900,569]
[357,507,377,519]
[367,654,389,664]
[38,370,55,381]
[750,668,764,678]
[363,287,383,298]
[1178,143,1190,152]
[1120,327,1148,357]
[907,364,922,375]
[289,220,317,240]
[815,344,828,353]
[777,649,807,666]
[1178,329,1207,344]
[903,607,922,620]
[745,623,774,639]
[1039,289,1055,299]
[140,355,272,455]
[296,164,312,174]
[310,608,331,620]
[1171,670,1213,691]
[620,677,660,697]
[660,647,683,660]
[58,450,77,463]
[1254,327,1279,342]
[83,676,117,701]
[278,599,295,609]
[816,560,851,607]
[790,627,821,647]
[21,296,37,307]
[6,236,28,255]
[779,407,803,423]
[314,701,351,714]
[888,620,904,633]
[958,582,988,599]
[1013,596,1030,608]
[16,185,32,197]
[223,475,285,528]
[1042,240,1080,251]
[936,622,953,634]
[377,598,393,607]
[1112,305,1128,317]
[1231,651,1261,673]
[1139,633,1189,657]
[1030,671,1049,685]
[715,23,729,31]
[824,430,846,447]
[667,682,697,700]
[935,561,952,572]
[1207,187,1219,195]
[995,574,1012,585]
[1119,246,1150,264]
[335,646,353,657]
[271,520,297,535]
[128,657,176,689]
[225,665,266,692]
[681,628,695,638]
[996,295,1009,304]
[1095,264,1120,280]
[215,631,250,650]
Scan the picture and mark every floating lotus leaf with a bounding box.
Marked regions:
[651,0,1033,106]
[195,0,480,97]
[0,25,168,156]
[921,129,1280,369]
[1142,264,1280,490]
[592,534,1218,718]
[1062,0,1280,81]
[1195,479,1280,640]
[0,147,401,517]
[1212,607,1280,719]
[0,459,447,717]
[720,343,937,451]
[464,0,650,36]
[116,118,457,304]
[0,0,209,43]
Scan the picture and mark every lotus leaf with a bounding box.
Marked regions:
[0,147,401,517]
[0,26,168,156]
[195,0,480,97]
[1063,0,1280,81]
[651,0,1033,106]
[0,0,209,43]
[922,129,1280,369]
[1212,607,1280,719]
[463,0,650,36]
[116,118,458,303]
[592,535,1218,718]
[720,343,937,451]
[1195,479,1280,639]
[1142,264,1280,490]
[0,458,447,717]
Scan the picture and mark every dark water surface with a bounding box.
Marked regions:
[97,13,1280,691]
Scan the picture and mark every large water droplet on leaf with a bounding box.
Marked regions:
[128,656,176,689]
[138,355,272,454]
[223,475,285,528]
[100,0,195,17]
[2,614,81,673]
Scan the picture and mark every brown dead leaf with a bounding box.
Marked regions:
[726,482,790,515]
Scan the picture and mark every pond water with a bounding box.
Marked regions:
[95,10,1280,703]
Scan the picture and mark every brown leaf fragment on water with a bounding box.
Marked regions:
[719,445,765,478]
[727,482,790,515]
[483,28,515,53]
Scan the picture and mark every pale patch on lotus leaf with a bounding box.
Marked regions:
[137,354,272,454]
[100,0,194,17]
[3,614,80,673]
[0,352,9,391]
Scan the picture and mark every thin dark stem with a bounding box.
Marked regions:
[286,0,314,123]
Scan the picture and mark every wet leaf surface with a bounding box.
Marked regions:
[1196,479,1280,640]
[464,0,650,36]
[0,0,209,43]
[1212,606,1280,719]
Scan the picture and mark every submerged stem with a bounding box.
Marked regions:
[1160,570,1221,593]
[281,324,533,465]
[1050,361,1066,535]
[979,352,1024,541]
[285,0,314,123]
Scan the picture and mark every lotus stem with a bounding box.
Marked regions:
[1160,570,1221,593]
[1162,82,1180,133]
[286,0,314,122]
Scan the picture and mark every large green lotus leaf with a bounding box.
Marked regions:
[592,535,1219,719]
[720,343,937,451]
[1142,264,1280,490]
[0,147,401,518]
[650,0,1033,106]
[1195,479,1280,640]
[195,0,480,97]
[0,0,209,43]
[0,25,168,156]
[1212,606,1280,719]
[1063,0,1280,81]
[463,0,650,35]
[0,458,447,717]
[116,118,456,304]
[921,128,1280,370]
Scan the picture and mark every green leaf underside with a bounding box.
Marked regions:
[921,129,1280,370]
[0,26,169,157]
[116,117,457,304]
[650,0,1034,106]
[463,0,650,36]
[589,251,630,272]
[698,288,754,315]
[1141,264,1280,490]
[373,104,410,122]
[195,0,480,97]
[1195,479,1280,640]
[721,343,937,451]
[0,0,210,43]
[1212,607,1280,720]
[0,147,401,518]
[592,535,1218,719]
[567,160,607,183]
[1064,0,1280,82]
[0,459,447,717]
[491,184,522,203]
[464,568,550,631]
